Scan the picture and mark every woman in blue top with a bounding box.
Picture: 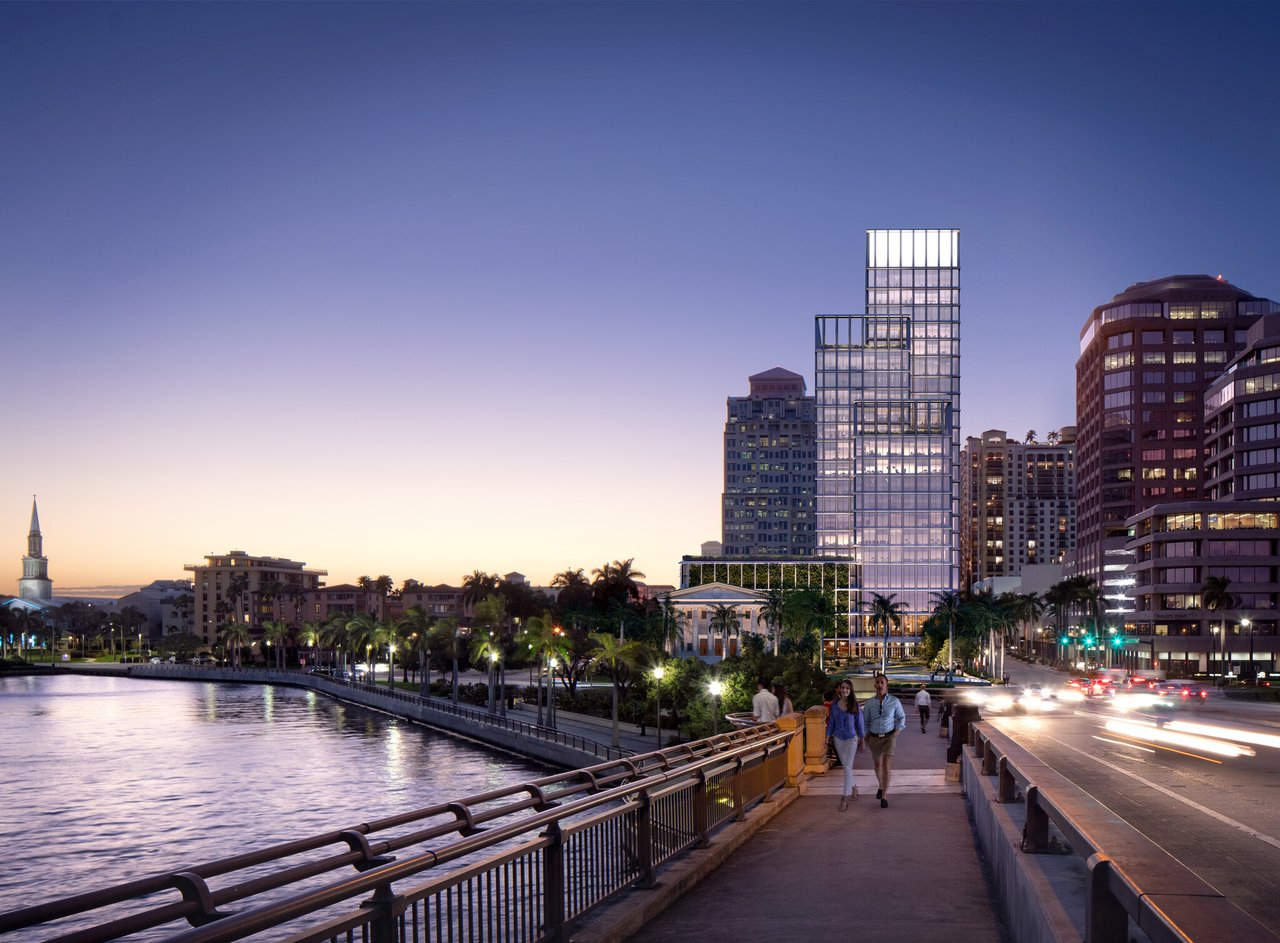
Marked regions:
[826,679,866,811]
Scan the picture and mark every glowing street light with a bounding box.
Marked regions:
[709,679,724,735]
[653,664,666,749]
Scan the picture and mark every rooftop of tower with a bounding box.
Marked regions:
[1104,274,1259,308]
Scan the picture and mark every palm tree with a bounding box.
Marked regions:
[398,605,434,688]
[525,611,570,727]
[587,631,644,748]
[1024,429,1037,444]
[550,568,592,610]
[758,588,787,656]
[469,629,504,713]
[864,592,905,675]
[471,595,509,711]
[1202,575,1235,677]
[220,622,251,667]
[1047,430,1061,445]
[345,612,379,678]
[428,617,461,702]
[461,571,501,610]
[1006,592,1046,658]
[707,604,740,661]
[261,620,291,669]
[658,594,687,656]
[299,619,326,668]
[591,559,647,609]
[929,589,964,680]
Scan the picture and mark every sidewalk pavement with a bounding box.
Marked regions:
[629,706,1008,942]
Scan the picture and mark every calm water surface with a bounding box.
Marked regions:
[0,673,547,916]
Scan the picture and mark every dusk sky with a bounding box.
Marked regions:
[4,2,1279,596]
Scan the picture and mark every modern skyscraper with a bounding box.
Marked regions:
[1074,276,1279,580]
[721,367,816,557]
[19,496,53,602]
[961,428,1076,588]
[815,229,961,656]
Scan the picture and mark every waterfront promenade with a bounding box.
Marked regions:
[592,711,1007,943]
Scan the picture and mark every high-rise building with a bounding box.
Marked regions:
[1073,276,1278,580]
[19,496,53,602]
[722,367,816,557]
[1119,312,1280,678]
[961,428,1076,588]
[184,550,327,646]
[815,229,961,657]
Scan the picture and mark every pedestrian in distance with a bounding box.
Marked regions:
[914,683,932,733]
[773,682,794,715]
[752,677,780,724]
[864,673,907,808]
[825,678,866,811]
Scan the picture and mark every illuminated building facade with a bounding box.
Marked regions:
[815,229,961,658]
[1073,276,1278,581]
[961,428,1076,588]
[722,367,816,557]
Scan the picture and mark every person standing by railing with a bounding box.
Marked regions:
[826,679,865,811]
[752,677,780,723]
[864,673,906,808]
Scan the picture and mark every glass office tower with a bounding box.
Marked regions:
[815,229,961,658]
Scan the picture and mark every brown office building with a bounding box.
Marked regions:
[1074,276,1278,581]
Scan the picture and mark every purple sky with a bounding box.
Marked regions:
[4,2,1279,594]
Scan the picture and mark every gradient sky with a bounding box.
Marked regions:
[4,1,1279,596]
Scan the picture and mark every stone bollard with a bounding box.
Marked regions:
[803,705,829,774]
[775,712,805,786]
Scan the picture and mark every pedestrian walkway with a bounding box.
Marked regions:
[629,707,1008,943]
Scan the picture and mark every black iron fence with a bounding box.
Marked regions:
[1,725,792,943]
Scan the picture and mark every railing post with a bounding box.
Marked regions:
[803,706,829,773]
[360,881,402,943]
[775,715,804,785]
[997,757,1014,799]
[543,821,567,942]
[732,757,746,822]
[981,739,998,776]
[1085,853,1128,943]
[634,792,655,889]
[693,769,710,848]
[1023,785,1049,852]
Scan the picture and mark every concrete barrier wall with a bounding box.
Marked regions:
[962,745,1084,943]
[71,665,601,769]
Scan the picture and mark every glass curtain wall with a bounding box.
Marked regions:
[815,229,961,660]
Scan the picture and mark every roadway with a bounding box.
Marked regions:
[993,657,1280,928]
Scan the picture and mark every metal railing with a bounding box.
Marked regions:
[968,721,1278,943]
[2,724,793,943]
[122,665,629,761]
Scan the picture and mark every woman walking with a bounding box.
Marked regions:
[826,678,866,811]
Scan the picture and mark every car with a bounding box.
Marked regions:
[1124,677,1157,692]
[148,657,162,664]
[1156,681,1209,702]
[1084,678,1115,698]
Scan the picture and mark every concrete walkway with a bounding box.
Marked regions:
[629,706,1008,942]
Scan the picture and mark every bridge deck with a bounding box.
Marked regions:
[629,712,1008,942]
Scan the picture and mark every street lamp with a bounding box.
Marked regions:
[547,656,558,730]
[653,664,666,749]
[1211,626,1220,685]
[489,649,500,714]
[708,679,723,735]
[388,642,397,688]
[1243,618,1253,683]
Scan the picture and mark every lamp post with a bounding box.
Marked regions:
[1211,626,1220,685]
[547,656,558,730]
[1243,618,1253,683]
[709,679,723,735]
[653,664,666,749]
[388,642,396,689]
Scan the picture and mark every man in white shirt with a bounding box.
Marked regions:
[752,677,780,724]
[914,684,932,733]
[864,673,907,808]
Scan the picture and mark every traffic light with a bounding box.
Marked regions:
[1083,635,1095,647]
[1113,636,1125,648]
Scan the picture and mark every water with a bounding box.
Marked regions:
[0,673,547,919]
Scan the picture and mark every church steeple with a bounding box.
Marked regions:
[28,496,42,558]
[19,495,53,602]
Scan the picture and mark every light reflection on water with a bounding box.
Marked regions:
[0,673,546,918]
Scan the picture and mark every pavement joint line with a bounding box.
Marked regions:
[1034,729,1280,852]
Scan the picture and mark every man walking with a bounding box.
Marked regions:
[864,673,906,808]
[752,677,780,724]
[914,683,932,733]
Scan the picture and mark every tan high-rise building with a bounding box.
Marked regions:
[184,550,327,645]
[961,429,1076,588]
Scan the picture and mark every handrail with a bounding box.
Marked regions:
[968,721,1278,943]
[117,664,630,761]
[1,724,792,943]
